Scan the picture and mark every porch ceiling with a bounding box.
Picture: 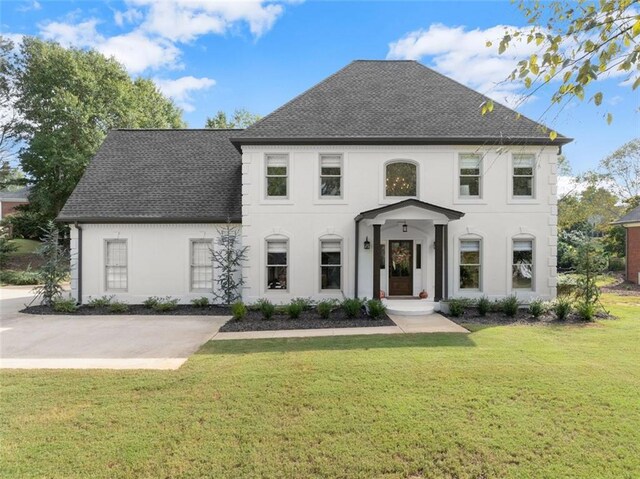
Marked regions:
[355,199,465,222]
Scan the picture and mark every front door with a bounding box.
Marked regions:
[388,240,413,296]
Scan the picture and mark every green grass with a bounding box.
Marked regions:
[1,294,639,478]
[8,239,41,255]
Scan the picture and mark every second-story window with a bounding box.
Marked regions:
[320,154,342,198]
[459,154,482,198]
[513,154,535,198]
[266,154,288,198]
[385,161,417,197]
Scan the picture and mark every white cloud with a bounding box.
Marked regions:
[128,0,287,42]
[387,23,544,107]
[39,20,180,73]
[39,19,103,48]
[154,76,216,111]
[16,1,41,12]
[97,32,181,73]
[114,8,144,27]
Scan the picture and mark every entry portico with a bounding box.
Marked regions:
[354,199,465,301]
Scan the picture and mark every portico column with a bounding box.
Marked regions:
[372,224,381,299]
[434,224,444,301]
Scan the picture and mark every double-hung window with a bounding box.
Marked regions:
[459,240,481,290]
[191,239,213,292]
[320,240,342,290]
[512,239,534,290]
[320,154,342,198]
[513,154,535,198]
[266,154,288,198]
[459,154,482,198]
[267,240,288,290]
[105,239,127,291]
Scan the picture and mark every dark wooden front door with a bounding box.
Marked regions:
[389,240,413,296]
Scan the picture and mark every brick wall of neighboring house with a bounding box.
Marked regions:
[627,226,640,284]
[0,201,29,219]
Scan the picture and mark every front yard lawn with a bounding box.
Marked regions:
[1,292,639,478]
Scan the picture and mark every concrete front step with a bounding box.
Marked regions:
[382,299,437,316]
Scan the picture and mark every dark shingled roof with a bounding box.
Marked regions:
[613,205,640,225]
[0,186,30,200]
[234,60,571,145]
[58,129,242,223]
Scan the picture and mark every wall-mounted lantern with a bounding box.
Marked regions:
[364,236,371,250]
[402,222,408,233]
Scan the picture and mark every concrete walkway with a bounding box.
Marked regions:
[212,313,468,340]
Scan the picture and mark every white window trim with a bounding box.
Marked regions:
[104,239,128,293]
[509,236,536,293]
[319,238,343,292]
[455,153,486,202]
[381,159,419,203]
[318,153,345,202]
[264,153,290,202]
[190,239,214,293]
[457,236,483,293]
[265,236,289,293]
[508,153,539,203]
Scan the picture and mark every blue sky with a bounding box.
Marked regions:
[2,0,639,173]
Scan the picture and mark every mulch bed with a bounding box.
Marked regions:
[445,308,611,326]
[21,304,235,316]
[601,279,640,296]
[219,310,394,332]
[20,304,395,331]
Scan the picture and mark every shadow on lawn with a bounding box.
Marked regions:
[197,332,476,355]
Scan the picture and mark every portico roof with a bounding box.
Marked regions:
[355,199,465,222]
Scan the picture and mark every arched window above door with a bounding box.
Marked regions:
[385,161,417,197]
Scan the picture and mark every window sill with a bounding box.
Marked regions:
[507,197,540,205]
[260,199,294,206]
[453,198,487,205]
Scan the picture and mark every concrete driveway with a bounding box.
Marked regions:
[0,286,227,370]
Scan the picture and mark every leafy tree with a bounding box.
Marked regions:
[0,37,20,166]
[494,0,640,131]
[205,109,261,129]
[9,36,185,219]
[598,137,640,200]
[558,185,622,232]
[211,222,249,305]
[33,221,70,306]
[574,236,608,314]
[0,161,25,191]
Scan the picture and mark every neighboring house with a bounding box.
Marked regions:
[613,205,640,284]
[0,187,30,221]
[59,60,571,307]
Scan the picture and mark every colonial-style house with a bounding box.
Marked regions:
[58,60,571,312]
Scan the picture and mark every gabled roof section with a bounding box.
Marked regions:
[0,186,30,201]
[612,205,640,225]
[234,60,571,146]
[58,129,242,223]
[355,199,465,221]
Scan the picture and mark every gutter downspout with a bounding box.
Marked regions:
[354,218,360,299]
[74,222,83,305]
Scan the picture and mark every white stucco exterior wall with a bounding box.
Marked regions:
[70,223,228,304]
[241,144,558,304]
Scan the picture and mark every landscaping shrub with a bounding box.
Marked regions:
[86,295,114,308]
[191,297,210,308]
[291,297,313,310]
[256,299,275,320]
[33,222,69,306]
[477,296,491,316]
[608,256,625,272]
[553,297,573,321]
[0,268,42,285]
[0,230,17,269]
[576,301,597,321]
[447,298,469,317]
[143,297,160,309]
[528,299,546,318]
[285,301,304,319]
[556,274,578,296]
[231,301,247,319]
[317,299,337,319]
[151,297,179,312]
[341,298,363,318]
[108,301,129,313]
[502,295,519,317]
[52,297,77,313]
[366,299,386,318]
